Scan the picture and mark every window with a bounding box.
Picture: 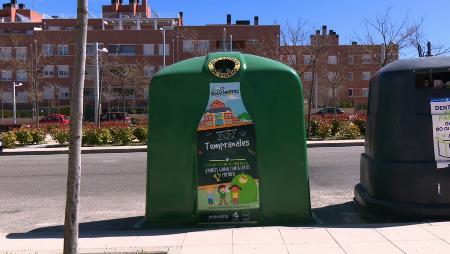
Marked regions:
[362,88,369,97]
[16,70,27,81]
[57,44,69,55]
[348,72,353,81]
[43,44,54,56]
[17,91,27,103]
[183,40,193,52]
[15,47,27,60]
[197,40,209,52]
[304,55,312,65]
[303,72,313,81]
[362,71,371,80]
[286,55,296,65]
[362,54,372,64]
[328,71,337,81]
[58,65,69,78]
[328,55,337,65]
[348,88,354,97]
[43,65,54,77]
[184,40,209,53]
[43,86,54,100]
[1,70,12,81]
[348,55,354,64]
[59,87,70,99]
[0,47,12,60]
[108,44,136,56]
[143,65,155,77]
[143,44,155,56]
[85,66,95,80]
[86,43,104,55]
[48,26,61,31]
[158,44,170,56]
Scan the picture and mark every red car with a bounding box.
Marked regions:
[39,114,70,125]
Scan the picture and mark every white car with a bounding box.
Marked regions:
[0,140,3,152]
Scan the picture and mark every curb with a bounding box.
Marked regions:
[0,140,364,156]
[0,147,147,156]
[307,140,365,148]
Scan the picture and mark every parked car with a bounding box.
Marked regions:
[0,138,3,152]
[313,107,345,116]
[39,114,70,125]
[100,112,131,124]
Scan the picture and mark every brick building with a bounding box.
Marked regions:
[0,0,389,120]
[0,0,278,119]
[280,26,396,111]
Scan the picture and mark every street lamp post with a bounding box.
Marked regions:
[12,82,23,124]
[94,42,108,127]
[160,26,174,69]
[160,27,166,68]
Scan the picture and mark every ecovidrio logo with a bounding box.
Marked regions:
[208,57,241,79]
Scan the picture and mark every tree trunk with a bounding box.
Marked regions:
[63,0,88,253]
[306,63,317,139]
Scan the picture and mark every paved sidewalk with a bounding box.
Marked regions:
[1,139,364,156]
[2,221,450,253]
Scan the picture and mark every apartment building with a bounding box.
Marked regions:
[0,0,388,117]
[0,0,278,116]
[280,26,395,111]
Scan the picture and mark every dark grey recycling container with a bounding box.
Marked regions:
[354,56,450,217]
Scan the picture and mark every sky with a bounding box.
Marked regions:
[15,0,450,57]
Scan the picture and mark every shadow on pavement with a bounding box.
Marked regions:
[313,201,445,228]
[6,216,239,239]
[8,201,443,239]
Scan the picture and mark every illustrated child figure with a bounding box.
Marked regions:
[229,185,242,205]
[207,188,214,206]
[218,184,228,205]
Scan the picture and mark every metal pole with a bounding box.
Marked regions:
[95,42,100,127]
[13,82,16,124]
[1,89,3,125]
[162,28,166,68]
[230,34,233,51]
[172,38,175,64]
[223,27,226,51]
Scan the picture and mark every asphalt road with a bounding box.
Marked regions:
[0,146,364,233]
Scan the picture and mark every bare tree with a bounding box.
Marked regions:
[278,20,329,138]
[63,0,88,253]
[323,52,349,116]
[358,7,417,67]
[6,34,57,127]
[102,55,150,114]
[409,19,450,57]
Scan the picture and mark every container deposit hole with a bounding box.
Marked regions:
[214,59,235,74]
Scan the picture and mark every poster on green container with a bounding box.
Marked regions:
[197,82,259,224]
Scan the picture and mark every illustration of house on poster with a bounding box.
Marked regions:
[198,83,252,131]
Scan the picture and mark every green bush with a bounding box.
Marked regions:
[1,131,16,148]
[110,126,135,145]
[30,128,46,144]
[336,121,361,139]
[15,128,33,145]
[133,126,148,144]
[83,128,112,146]
[50,127,70,146]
